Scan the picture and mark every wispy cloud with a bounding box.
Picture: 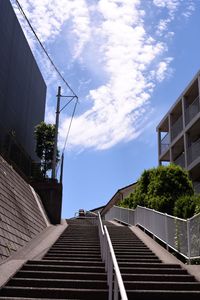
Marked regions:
[11,0,196,151]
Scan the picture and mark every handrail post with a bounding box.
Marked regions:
[108,257,113,300]
[114,275,119,300]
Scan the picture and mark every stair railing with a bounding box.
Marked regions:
[98,212,128,300]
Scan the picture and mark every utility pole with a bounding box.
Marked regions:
[52,86,61,179]
[59,153,64,184]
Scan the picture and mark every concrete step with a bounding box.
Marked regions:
[117,258,161,263]
[118,262,183,269]
[115,251,157,256]
[0,298,80,300]
[112,246,151,250]
[22,264,106,273]
[27,260,105,267]
[120,267,189,274]
[126,289,200,299]
[122,273,196,282]
[42,257,103,261]
[16,271,107,280]
[50,246,101,250]
[53,242,100,245]
[114,250,156,255]
[0,222,108,300]
[123,281,200,290]
[48,248,100,254]
[44,254,102,259]
[53,242,100,246]
[111,242,147,246]
[115,254,159,259]
[7,278,108,289]
[0,287,108,300]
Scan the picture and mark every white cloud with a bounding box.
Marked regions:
[182,1,196,18]
[12,0,91,54]
[156,57,173,82]
[60,0,168,150]
[11,0,196,151]
[153,0,180,16]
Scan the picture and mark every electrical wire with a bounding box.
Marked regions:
[62,97,79,155]
[14,0,79,177]
[15,0,78,98]
[56,97,78,176]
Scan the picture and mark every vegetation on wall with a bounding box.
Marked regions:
[118,164,200,218]
[34,122,59,177]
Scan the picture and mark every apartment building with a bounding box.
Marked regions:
[157,70,200,193]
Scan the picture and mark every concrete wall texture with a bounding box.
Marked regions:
[0,156,48,261]
[0,0,46,160]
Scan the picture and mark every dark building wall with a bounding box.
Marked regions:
[0,0,46,161]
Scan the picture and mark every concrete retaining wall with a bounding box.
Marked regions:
[0,156,48,261]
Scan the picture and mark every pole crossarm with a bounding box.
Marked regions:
[59,96,77,113]
[52,86,78,180]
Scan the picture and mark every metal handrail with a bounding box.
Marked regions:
[97,212,128,300]
[104,226,128,300]
[105,205,200,263]
[98,212,105,261]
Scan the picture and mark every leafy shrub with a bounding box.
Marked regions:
[119,164,194,215]
[173,195,198,219]
[195,197,200,215]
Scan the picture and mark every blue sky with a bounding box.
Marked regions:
[12,0,200,218]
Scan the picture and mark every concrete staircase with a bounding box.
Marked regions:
[106,222,200,299]
[0,219,108,299]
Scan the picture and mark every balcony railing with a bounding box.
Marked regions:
[185,96,200,125]
[160,132,170,155]
[171,115,183,141]
[174,152,185,168]
[187,138,200,165]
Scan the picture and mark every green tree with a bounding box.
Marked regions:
[174,194,200,218]
[118,193,135,209]
[34,122,59,177]
[119,164,194,215]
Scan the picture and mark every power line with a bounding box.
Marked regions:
[62,97,79,155]
[56,97,78,176]
[15,0,79,177]
[15,0,78,98]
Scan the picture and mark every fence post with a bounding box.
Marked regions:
[135,207,137,225]
[152,210,155,240]
[128,209,129,225]
[187,218,191,264]
[165,213,169,251]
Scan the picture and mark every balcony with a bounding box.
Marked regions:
[174,152,185,169]
[171,115,183,141]
[187,138,200,165]
[160,132,169,156]
[185,96,200,125]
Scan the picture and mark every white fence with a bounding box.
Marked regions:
[105,206,200,261]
